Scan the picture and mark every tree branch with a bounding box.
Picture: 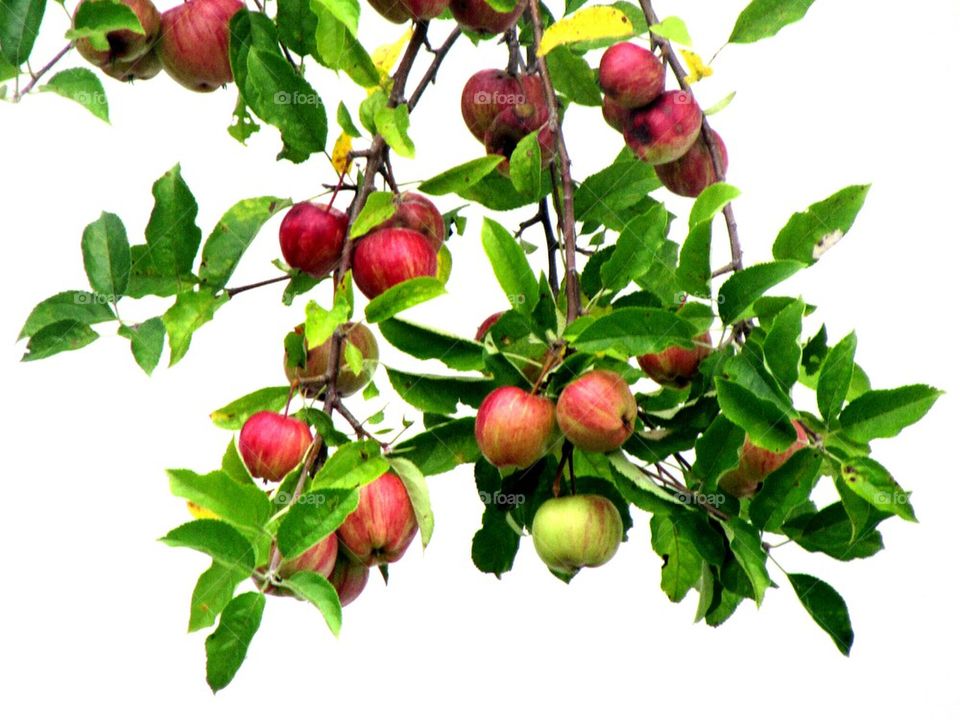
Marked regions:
[14,44,72,101]
[407,27,461,111]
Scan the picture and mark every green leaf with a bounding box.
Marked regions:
[310,0,379,87]
[390,456,433,548]
[651,513,703,602]
[763,299,804,389]
[82,212,131,299]
[818,332,857,425]
[378,318,484,372]
[312,440,389,490]
[608,451,688,511]
[718,261,805,324]
[677,221,712,297]
[509,131,542,201]
[546,46,602,106]
[715,378,798,452]
[729,0,817,44]
[161,519,257,573]
[722,517,771,605]
[283,571,342,635]
[691,416,745,493]
[600,204,666,294]
[689,183,740,228]
[19,290,116,339]
[205,592,265,692]
[375,104,415,158]
[481,218,539,315]
[276,489,359,559]
[167,469,273,531]
[650,16,691,45]
[572,308,697,356]
[163,289,228,366]
[276,0,318,57]
[222,438,255,485]
[143,164,202,285]
[349,190,396,239]
[841,457,916,522]
[210,387,290,430]
[575,149,660,227]
[838,384,942,443]
[21,320,98,361]
[419,156,504,196]
[189,562,247,633]
[304,296,350,347]
[749,449,821,531]
[336,101,361,137]
[386,368,495,415]
[118,317,165,374]
[787,573,854,656]
[0,0,45,65]
[783,503,884,561]
[364,277,445,324]
[390,418,480,476]
[198,196,290,292]
[41,68,108,122]
[67,1,142,49]
[313,0,359,35]
[772,185,870,263]
[472,508,521,576]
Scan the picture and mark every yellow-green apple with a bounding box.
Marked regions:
[532,495,623,574]
[556,370,637,452]
[475,386,557,470]
[284,322,379,398]
[238,411,312,482]
[279,202,349,278]
[336,473,419,566]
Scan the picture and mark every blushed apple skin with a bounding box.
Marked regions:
[719,420,809,497]
[75,0,161,66]
[158,0,244,92]
[450,0,526,35]
[285,322,379,398]
[475,311,506,341]
[556,370,637,453]
[279,203,349,278]
[532,495,623,573]
[638,332,713,387]
[475,387,557,470]
[337,473,419,566]
[598,42,665,109]
[352,228,438,299]
[238,411,313,482]
[602,95,631,133]
[371,192,446,251]
[279,533,339,579]
[624,90,703,165]
[484,102,555,173]
[655,129,729,198]
[328,551,370,606]
[461,70,546,142]
[399,0,450,19]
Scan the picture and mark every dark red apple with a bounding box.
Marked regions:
[399,0,450,19]
[284,322,379,398]
[352,228,438,299]
[475,386,557,470]
[328,551,370,607]
[638,332,712,387]
[238,411,313,482]
[556,370,637,453]
[484,102,555,172]
[450,0,526,35]
[74,0,161,66]
[366,0,412,22]
[719,420,808,498]
[599,42,665,109]
[624,90,703,165]
[371,192,446,251]
[475,311,505,341]
[279,202,349,278]
[461,69,545,142]
[532,495,623,574]
[158,0,244,92]
[601,95,630,133]
[655,129,729,197]
[337,473,419,566]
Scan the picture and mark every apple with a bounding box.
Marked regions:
[599,42,665,109]
[158,0,244,92]
[601,95,630,133]
[352,228,438,299]
[531,495,623,574]
[638,332,712,387]
[399,0,450,19]
[328,551,370,607]
[101,44,163,81]
[337,472,419,566]
[474,311,505,341]
[556,370,637,453]
[484,102,555,172]
[366,0,411,22]
[450,0,526,35]
[285,322,379,398]
[655,129,729,198]
[719,420,809,498]
[623,90,703,165]
[278,533,339,579]
[279,202,349,278]
[461,69,545,142]
[238,411,313,482]
[475,386,557,470]
[74,0,161,66]
[371,192,446,251]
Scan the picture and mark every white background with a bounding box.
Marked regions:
[2,1,959,717]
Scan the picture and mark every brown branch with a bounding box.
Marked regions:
[14,44,72,101]
[516,198,560,294]
[407,27,461,111]
[334,400,388,448]
[225,275,289,298]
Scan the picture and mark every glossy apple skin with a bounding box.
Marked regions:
[352,228,438,299]
[598,42,665,109]
[638,332,712,387]
[279,203,348,278]
[102,44,163,81]
[484,102,555,173]
[400,0,450,19]
[655,129,728,198]
[532,495,623,574]
[238,411,313,482]
[556,370,637,453]
[624,90,703,165]
[75,0,161,66]
[371,192,446,251]
[158,0,244,92]
[285,322,379,398]
[328,551,370,607]
[279,533,339,579]
[461,70,545,142]
[719,420,809,498]
[367,0,412,22]
[450,0,526,34]
[475,311,506,341]
[475,387,557,470]
[602,95,630,133]
[337,473,419,566]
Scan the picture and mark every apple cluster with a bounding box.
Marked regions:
[599,42,728,197]
[366,0,526,34]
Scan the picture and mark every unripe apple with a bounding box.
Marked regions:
[74,0,161,66]
[624,90,703,165]
[238,411,313,482]
[655,129,729,198]
[328,551,370,607]
[366,0,412,22]
[719,420,808,498]
[598,42,665,109]
[484,103,555,172]
[399,0,450,19]
[638,332,712,387]
[337,473,419,566]
[352,228,438,299]
[461,69,545,142]
[556,370,637,453]
[279,202,348,278]
[475,386,557,470]
[532,495,623,574]
[450,0,526,35]
[158,0,244,92]
[101,44,163,81]
[474,311,505,341]
[371,192,446,251]
[278,533,339,579]
[284,322,379,398]
[601,95,630,133]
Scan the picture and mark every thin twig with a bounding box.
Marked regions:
[14,44,72,101]
[334,400,388,447]
[225,275,289,298]
[407,27,461,111]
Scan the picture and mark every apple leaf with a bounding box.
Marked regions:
[210,386,290,430]
[144,164,202,282]
[651,513,705,602]
[167,469,273,532]
[748,448,822,531]
[571,308,697,356]
[575,149,660,226]
[763,299,804,389]
[787,573,854,656]
[364,277,446,324]
[205,592,265,692]
[600,204,667,295]
[118,317,165,375]
[41,68,109,123]
[722,517,772,605]
[21,320,99,361]
[309,0,379,87]
[817,331,857,425]
[349,190,396,238]
[312,440,390,490]
[386,368,496,415]
[691,415,745,493]
[276,488,359,559]
[375,104,415,159]
[390,456,434,548]
[677,221,712,298]
[188,562,248,633]
[782,503,884,561]
[378,318,484,371]
[480,218,539,315]
[19,290,116,339]
[729,0,816,44]
[222,437,256,485]
[718,260,805,324]
[689,182,740,228]
[509,131,542,201]
[838,384,942,443]
[840,457,916,522]
[715,378,798,452]
[82,212,131,299]
[537,6,633,57]
[472,508,521,577]
[283,571,342,635]
[276,0,319,58]
[66,1,141,50]
[545,47,601,106]
[772,185,870,264]
[161,519,257,574]
[390,417,480,476]
[418,156,504,196]
[0,0,45,65]
[162,288,229,366]
[650,16,692,46]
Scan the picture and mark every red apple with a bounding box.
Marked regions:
[655,129,729,198]
[284,322,379,398]
[601,95,631,133]
[238,411,313,482]
[719,420,809,498]
[475,386,557,470]
[475,311,505,341]
[461,69,545,142]
[599,42,665,109]
[74,0,161,66]
[366,0,411,22]
[337,473,419,566]
[450,0,526,35]
[532,495,623,574]
[638,332,712,387]
[328,551,370,607]
[484,102,555,172]
[399,0,450,19]
[158,0,244,92]
[623,90,703,165]
[352,228,438,299]
[279,202,349,278]
[278,533,338,579]
[371,192,446,251]
[556,370,637,453]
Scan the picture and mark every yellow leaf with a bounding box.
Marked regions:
[373,28,413,79]
[680,49,713,84]
[187,501,219,520]
[332,132,354,175]
[537,7,633,57]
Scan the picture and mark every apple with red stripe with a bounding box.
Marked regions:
[238,411,313,482]
[337,473,419,566]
